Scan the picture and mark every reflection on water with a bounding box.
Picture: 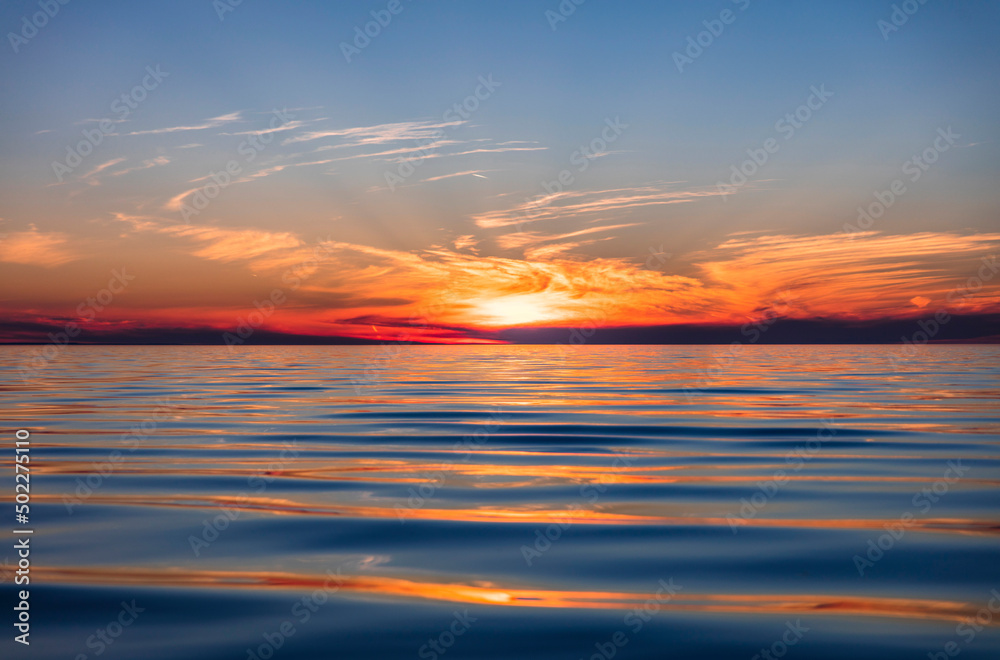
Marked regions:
[2,345,999,659]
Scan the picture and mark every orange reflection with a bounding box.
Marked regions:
[18,457,1000,491]
[34,565,995,625]
[30,493,1000,536]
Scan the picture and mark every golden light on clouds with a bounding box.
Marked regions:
[0,228,78,268]
[2,220,998,342]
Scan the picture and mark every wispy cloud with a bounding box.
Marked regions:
[277,118,544,172]
[222,118,325,137]
[522,241,591,260]
[117,216,317,272]
[233,157,337,183]
[165,155,337,209]
[111,156,171,177]
[0,228,79,267]
[165,187,203,211]
[126,111,243,136]
[423,169,496,183]
[473,185,725,229]
[282,119,464,146]
[497,222,643,251]
[81,157,127,180]
[453,235,479,251]
[310,139,461,163]
[494,140,541,146]
[110,212,160,232]
[397,146,546,162]
[161,225,302,263]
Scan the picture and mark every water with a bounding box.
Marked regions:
[2,345,999,659]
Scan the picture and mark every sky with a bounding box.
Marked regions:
[1,0,999,343]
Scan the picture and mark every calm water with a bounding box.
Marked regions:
[2,345,999,660]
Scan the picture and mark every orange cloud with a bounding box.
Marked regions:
[290,229,1000,334]
[158,225,303,264]
[694,231,1000,321]
[0,228,79,267]
[5,222,998,343]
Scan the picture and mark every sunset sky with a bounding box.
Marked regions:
[1,0,999,343]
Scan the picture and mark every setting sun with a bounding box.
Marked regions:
[474,294,556,327]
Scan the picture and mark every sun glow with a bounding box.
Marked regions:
[474,295,557,327]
